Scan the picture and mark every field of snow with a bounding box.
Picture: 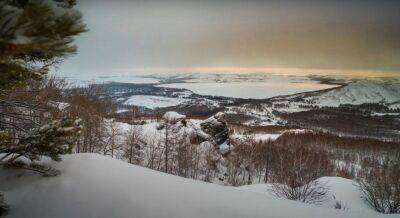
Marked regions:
[0,154,392,218]
[237,177,372,212]
[123,95,188,109]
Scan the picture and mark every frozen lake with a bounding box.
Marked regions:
[56,72,340,99]
[158,81,339,99]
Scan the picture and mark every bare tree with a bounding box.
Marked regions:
[124,126,143,164]
[66,85,109,154]
[103,120,122,158]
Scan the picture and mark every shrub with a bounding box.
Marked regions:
[270,145,333,204]
[358,159,400,213]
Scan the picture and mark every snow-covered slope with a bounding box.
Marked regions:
[0,154,395,218]
[315,80,400,108]
[238,177,373,213]
[262,79,400,113]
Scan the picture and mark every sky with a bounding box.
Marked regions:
[58,0,400,77]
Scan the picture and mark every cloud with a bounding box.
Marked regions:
[58,0,400,76]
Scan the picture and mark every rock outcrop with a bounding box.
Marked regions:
[200,112,229,145]
[162,111,186,124]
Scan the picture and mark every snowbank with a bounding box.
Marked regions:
[237,177,376,213]
[0,154,394,218]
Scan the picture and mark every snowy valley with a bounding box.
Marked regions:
[102,77,400,141]
[1,73,400,218]
[1,1,400,217]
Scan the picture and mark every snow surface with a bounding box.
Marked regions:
[1,154,395,218]
[123,95,188,109]
[47,101,70,111]
[163,111,186,123]
[253,133,281,141]
[232,133,282,142]
[231,129,311,143]
[219,141,233,155]
[237,177,373,213]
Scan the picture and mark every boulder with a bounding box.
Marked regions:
[200,112,229,145]
[162,111,186,124]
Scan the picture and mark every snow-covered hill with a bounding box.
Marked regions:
[0,154,393,218]
[248,79,400,114]
[314,80,400,108]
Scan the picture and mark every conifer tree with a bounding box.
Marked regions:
[0,0,86,89]
[0,0,86,211]
[0,0,86,169]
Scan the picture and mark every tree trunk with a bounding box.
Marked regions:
[165,123,168,173]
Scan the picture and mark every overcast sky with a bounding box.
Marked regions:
[58,0,400,77]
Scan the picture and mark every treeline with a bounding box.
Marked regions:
[225,132,400,212]
[280,107,400,141]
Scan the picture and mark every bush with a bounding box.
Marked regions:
[272,179,329,204]
[270,145,333,204]
[358,159,400,213]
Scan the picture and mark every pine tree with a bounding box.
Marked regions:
[0,0,86,89]
[0,0,86,170]
[0,0,86,210]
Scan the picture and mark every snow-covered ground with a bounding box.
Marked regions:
[231,129,313,142]
[123,95,188,109]
[237,177,373,213]
[232,133,282,142]
[0,154,394,218]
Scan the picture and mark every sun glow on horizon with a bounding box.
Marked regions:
[112,67,400,78]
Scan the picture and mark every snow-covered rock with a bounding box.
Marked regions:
[200,112,229,145]
[219,141,234,155]
[162,111,186,124]
[0,154,389,218]
[48,101,70,111]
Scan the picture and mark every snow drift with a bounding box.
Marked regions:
[0,154,395,218]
